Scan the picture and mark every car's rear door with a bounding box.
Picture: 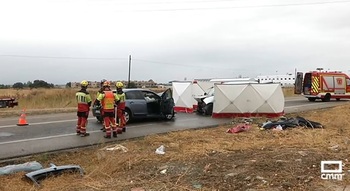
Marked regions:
[160,88,175,115]
[125,90,147,116]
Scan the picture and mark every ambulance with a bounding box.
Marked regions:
[294,70,350,102]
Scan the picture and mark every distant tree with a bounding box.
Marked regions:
[12,82,24,89]
[66,82,71,88]
[127,82,137,88]
[24,81,32,88]
[29,80,54,88]
[0,84,10,89]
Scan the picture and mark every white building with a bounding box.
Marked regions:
[256,74,295,87]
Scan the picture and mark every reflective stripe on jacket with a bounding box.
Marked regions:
[76,91,92,112]
[102,91,115,110]
[117,92,126,110]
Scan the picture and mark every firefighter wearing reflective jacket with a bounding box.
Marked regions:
[75,80,92,137]
[96,79,107,130]
[95,81,120,138]
[116,82,127,133]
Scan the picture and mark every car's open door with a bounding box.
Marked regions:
[160,88,175,115]
[294,72,303,94]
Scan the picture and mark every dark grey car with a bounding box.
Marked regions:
[92,88,175,123]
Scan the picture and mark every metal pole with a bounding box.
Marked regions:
[128,55,131,88]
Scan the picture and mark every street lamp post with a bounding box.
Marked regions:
[128,55,131,88]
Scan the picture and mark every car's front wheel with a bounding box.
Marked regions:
[164,109,175,121]
[124,108,132,123]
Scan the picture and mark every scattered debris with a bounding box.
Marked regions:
[131,188,145,191]
[297,151,308,157]
[227,123,251,133]
[328,145,340,151]
[192,182,202,189]
[160,169,167,174]
[0,161,43,175]
[259,116,323,130]
[155,145,165,155]
[103,144,128,152]
[25,163,84,186]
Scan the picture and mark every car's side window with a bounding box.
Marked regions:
[142,91,159,102]
[125,91,144,100]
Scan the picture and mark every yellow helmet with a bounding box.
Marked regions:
[103,81,111,87]
[80,80,89,87]
[116,81,124,88]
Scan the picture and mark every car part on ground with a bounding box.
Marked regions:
[0,161,43,175]
[25,163,84,186]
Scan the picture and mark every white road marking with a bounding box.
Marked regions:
[0,123,153,145]
[0,118,95,129]
[0,116,196,129]
[286,103,328,108]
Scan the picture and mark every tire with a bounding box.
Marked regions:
[164,109,175,121]
[322,94,331,102]
[96,116,102,123]
[204,103,213,116]
[308,98,316,102]
[124,108,132,123]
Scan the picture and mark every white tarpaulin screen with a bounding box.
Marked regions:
[172,82,194,113]
[212,83,284,118]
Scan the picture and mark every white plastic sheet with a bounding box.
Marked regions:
[212,83,284,118]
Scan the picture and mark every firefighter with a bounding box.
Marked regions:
[75,80,92,137]
[95,81,120,138]
[96,79,106,130]
[115,81,127,133]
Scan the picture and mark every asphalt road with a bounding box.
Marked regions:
[0,96,347,160]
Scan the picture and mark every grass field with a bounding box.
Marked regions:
[0,102,349,190]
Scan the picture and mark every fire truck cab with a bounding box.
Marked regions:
[295,70,350,102]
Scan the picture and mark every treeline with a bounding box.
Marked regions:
[0,80,55,89]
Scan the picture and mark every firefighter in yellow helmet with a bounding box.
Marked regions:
[95,79,107,130]
[115,81,127,133]
[75,80,92,137]
[95,80,120,138]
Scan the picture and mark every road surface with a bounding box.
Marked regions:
[0,96,347,160]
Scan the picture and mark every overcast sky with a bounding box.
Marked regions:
[1,0,350,85]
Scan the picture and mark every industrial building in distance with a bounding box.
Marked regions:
[70,79,159,89]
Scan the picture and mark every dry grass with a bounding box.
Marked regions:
[1,103,350,191]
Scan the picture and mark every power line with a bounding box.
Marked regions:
[0,54,126,60]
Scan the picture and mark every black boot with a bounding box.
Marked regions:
[104,135,111,139]
[80,133,90,137]
[122,127,126,132]
[113,132,118,138]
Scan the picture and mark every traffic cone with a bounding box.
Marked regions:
[17,109,29,126]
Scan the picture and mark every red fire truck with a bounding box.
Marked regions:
[295,70,350,102]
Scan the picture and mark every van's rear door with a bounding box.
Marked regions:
[294,72,303,94]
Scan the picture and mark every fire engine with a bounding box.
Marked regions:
[294,70,350,102]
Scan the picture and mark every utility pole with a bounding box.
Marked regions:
[128,55,131,88]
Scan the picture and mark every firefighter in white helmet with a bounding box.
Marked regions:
[75,80,92,137]
[115,81,127,133]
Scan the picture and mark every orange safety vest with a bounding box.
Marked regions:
[102,91,115,110]
[117,92,126,110]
